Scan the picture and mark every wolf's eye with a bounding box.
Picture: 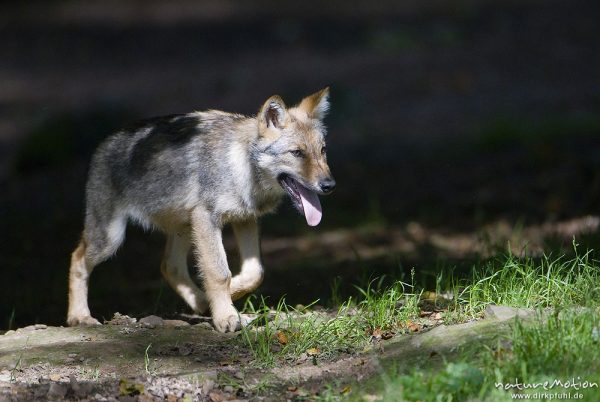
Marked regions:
[289,149,305,158]
[321,146,327,155]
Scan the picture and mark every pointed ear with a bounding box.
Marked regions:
[298,87,330,120]
[259,95,287,129]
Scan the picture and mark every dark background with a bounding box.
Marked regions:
[2,0,600,329]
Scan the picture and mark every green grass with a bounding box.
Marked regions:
[241,273,421,366]
[353,246,600,401]
[445,244,600,323]
[364,309,600,401]
[144,343,153,375]
[242,245,600,400]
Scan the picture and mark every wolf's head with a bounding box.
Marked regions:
[254,87,335,227]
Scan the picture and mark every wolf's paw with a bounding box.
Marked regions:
[212,309,251,333]
[67,315,101,327]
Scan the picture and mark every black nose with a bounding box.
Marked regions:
[319,178,336,194]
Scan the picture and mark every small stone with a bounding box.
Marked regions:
[139,315,164,328]
[93,393,107,401]
[202,379,215,393]
[164,319,191,328]
[107,312,137,326]
[204,370,218,380]
[223,385,234,393]
[484,305,534,321]
[68,353,78,358]
[49,373,62,381]
[209,391,224,402]
[47,382,68,400]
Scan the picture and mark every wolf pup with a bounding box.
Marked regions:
[67,88,335,332]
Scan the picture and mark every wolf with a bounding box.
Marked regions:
[67,88,335,332]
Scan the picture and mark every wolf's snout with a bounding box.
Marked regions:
[319,178,336,194]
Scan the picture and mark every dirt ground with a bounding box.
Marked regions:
[0,306,528,401]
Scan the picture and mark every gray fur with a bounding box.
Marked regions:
[69,89,334,332]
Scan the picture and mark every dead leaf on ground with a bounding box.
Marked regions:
[420,310,433,317]
[276,331,288,345]
[340,385,352,395]
[306,347,320,356]
[371,328,382,340]
[406,321,422,332]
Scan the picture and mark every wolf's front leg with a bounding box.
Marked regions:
[191,206,250,333]
[231,219,264,301]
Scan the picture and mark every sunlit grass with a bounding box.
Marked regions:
[241,244,600,400]
[349,245,600,401]
[241,273,421,366]
[362,308,600,402]
[446,243,600,322]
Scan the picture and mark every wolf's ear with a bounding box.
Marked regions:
[298,87,330,120]
[259,95,287,129]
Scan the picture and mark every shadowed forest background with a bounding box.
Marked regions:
[1,0,599,329]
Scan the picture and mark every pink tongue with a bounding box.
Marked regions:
[296,183,322,226]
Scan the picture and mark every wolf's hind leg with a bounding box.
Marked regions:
[67,214,126,326]
[230,220,264,301]
[161,231,209,314]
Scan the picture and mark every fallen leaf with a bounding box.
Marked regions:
[287,386,298,392]
[407,321,422,332]
[340,385,351,395]
[276,331,288,345]
[49,374,62,382]
[371,328,382,339]
[306,347,320,356]
[420,311,433,317]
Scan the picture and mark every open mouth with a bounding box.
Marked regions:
[278,174,322,226]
